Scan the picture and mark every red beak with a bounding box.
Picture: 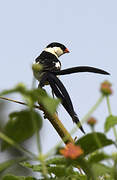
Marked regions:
[64,48,70,53]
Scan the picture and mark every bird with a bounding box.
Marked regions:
[33,42,110,134]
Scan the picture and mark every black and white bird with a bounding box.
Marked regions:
[33,42,110,134]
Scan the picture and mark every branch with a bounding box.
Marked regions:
[0,96,39,109]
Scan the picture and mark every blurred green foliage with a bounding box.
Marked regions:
[0,81,117,180]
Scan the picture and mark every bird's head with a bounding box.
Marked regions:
[44,42,69,57]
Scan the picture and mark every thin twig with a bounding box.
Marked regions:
[0,96,39,109]
[70,95,105,136]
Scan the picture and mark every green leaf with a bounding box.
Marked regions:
[66,175,87,180]
[21,162,68,177]
[40,96,60,115]
[52,176,87,180]
[21,157,68,170]
[2,175,37,180]
[0,157,26,173]
[46,157,67,165]
[21,161,87,179]
[46,165,68,177]
[68,157,94,179]
[46,156,93,178]
[37,88,60,115]
[21,157,94,179]
[20,162,33,169]
[105,115,117,132]
[0,83,27,96]
[21,154,95,178]
[45,157,94,178]
[88,152,111,164]
[2,175,21,180]
[76,132,114,156]
[25,178,37,180]
[1,109,42,150]
[92,163,112,178]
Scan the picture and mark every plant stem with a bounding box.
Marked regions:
[39,154,48,178]
[82,95,104,123]
[70,95,104,135]
[93,130,102,148]
[46,95,104,157]
[0,132,38,159]
[36,131,42,154]
[39,105,74,144]
[106,96,117,141]
[31,109,42,154]
[106,96,112,115]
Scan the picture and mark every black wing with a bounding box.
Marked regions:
[35,51,61,72]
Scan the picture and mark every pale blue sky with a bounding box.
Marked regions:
[0,0,117,157]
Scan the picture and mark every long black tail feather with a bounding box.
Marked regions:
[47,72,74,111]
[48,75,74,115]
[72,114,85,134]
[46,72,85,133]
[52,66,110,76]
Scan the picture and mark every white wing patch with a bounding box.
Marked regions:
[55,62,61,69]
